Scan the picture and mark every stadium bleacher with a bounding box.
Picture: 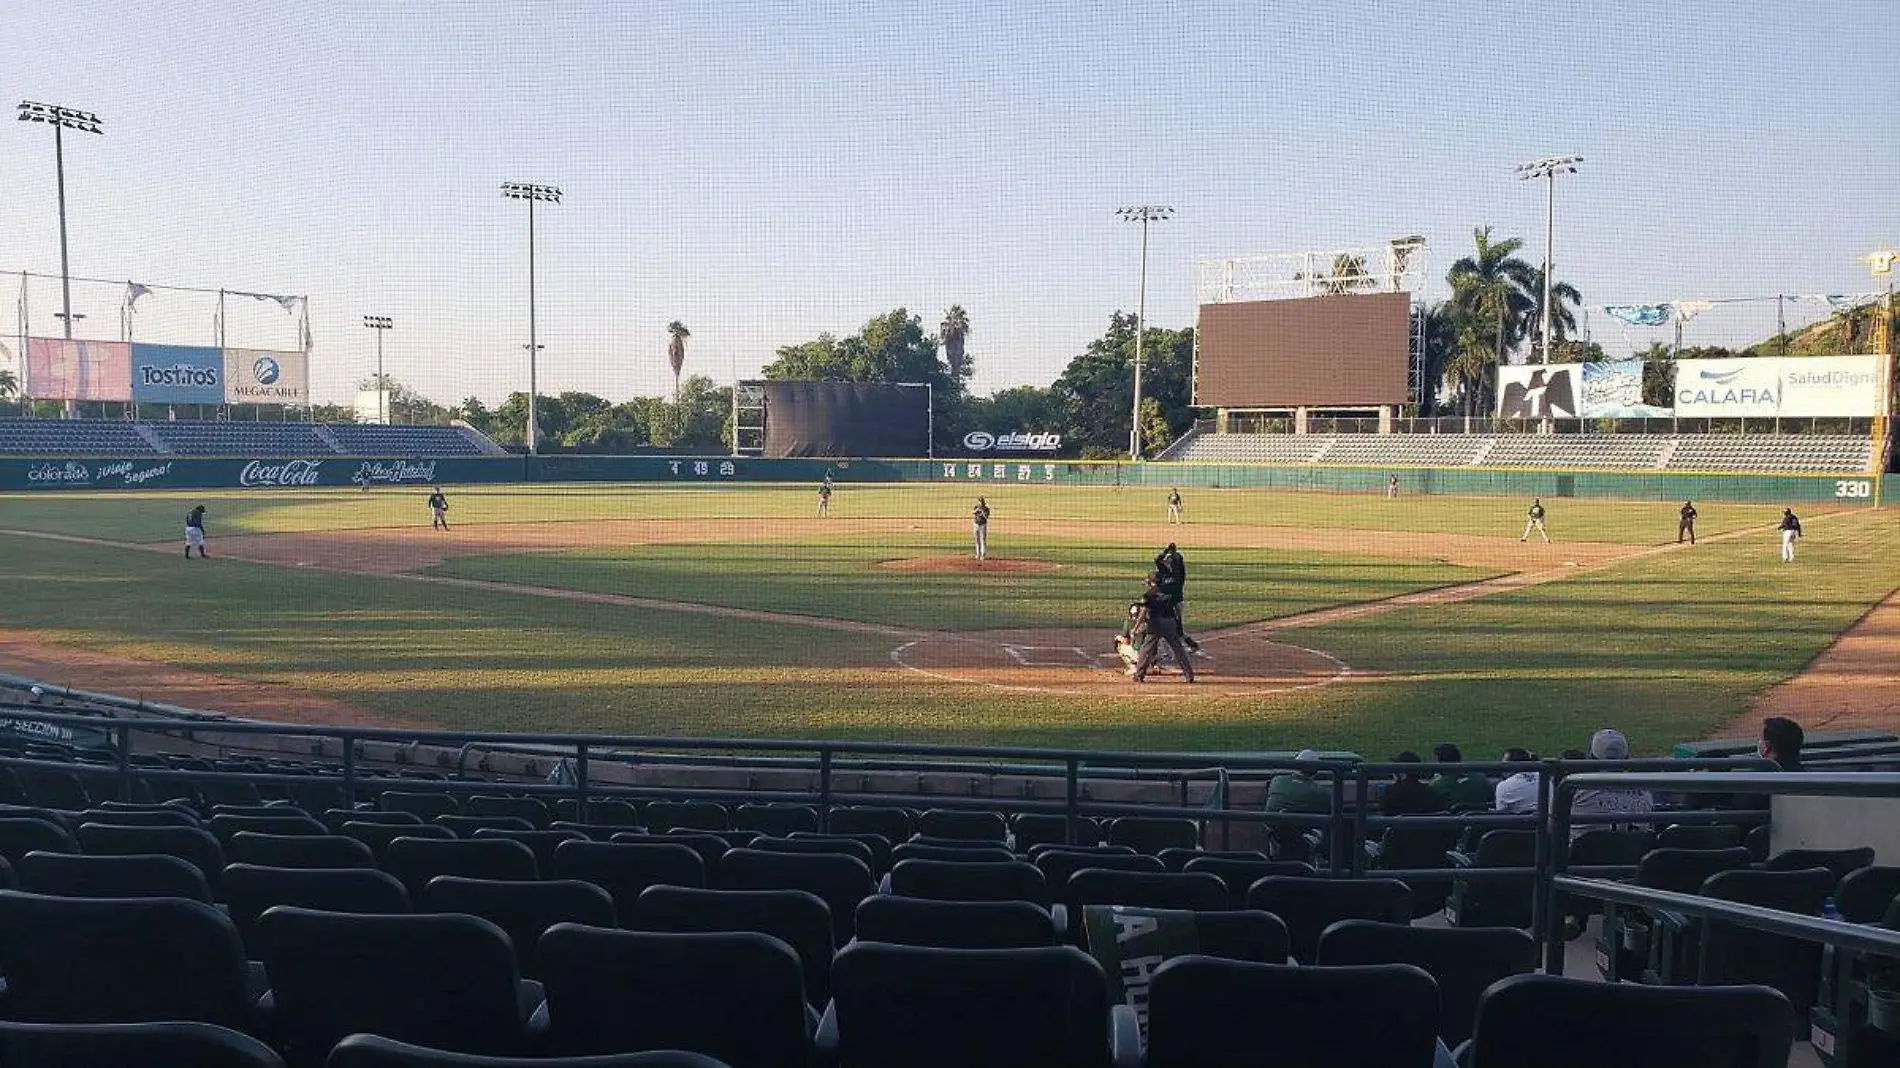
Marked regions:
[0,419,500,458]
[1165,430,1876,474]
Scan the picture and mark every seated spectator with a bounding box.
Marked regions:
[1380,752,1445,819]
[1493,748,1540,814]
[1760,716,1804,771]
[1265,749,1333,814]
[1427,743,1493,808]
[1568,729,1653,837]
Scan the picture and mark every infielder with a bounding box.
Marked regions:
[427,487,450,531]
[1779,508,1802,562]
[1167,487,1183,524]
[1387,475,1400,499]
[816,480,832,517]
[184,505,209,559]
[1521,498,1549,543]
[1677,500,1697,544]
[971,497,991,560]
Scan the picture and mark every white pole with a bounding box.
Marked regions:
[376,329,386,425]
[527,197,539,456]
[1542,170,1554,364]
[1131,216,1149,461]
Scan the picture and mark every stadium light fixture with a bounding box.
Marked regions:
[501,182,562,454]
[1117,205,1175,460]
[363,316,393,425]
[18,101,105,348]
[1515,155,1582,364]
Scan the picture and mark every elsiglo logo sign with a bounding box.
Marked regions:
[962,430,1062,452]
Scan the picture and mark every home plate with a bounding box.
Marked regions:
[890,627,1348,698]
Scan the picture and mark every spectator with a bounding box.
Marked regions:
[1265,749,1333,814]
[1494,748,1541,814]
[1568,729,1654,837]
[1760,716,1804,771]
[1427,743,1493,808]
[1380,752,1445,818]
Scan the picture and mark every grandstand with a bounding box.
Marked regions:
[1163,430,1880,474]
[0,420,504,458]
[0,686,1891,1068]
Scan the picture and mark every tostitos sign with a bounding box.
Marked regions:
[224,348,309,404]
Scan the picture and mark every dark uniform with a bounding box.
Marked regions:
[1779,509,1802,563]
[1132,578,1195,684]
[816,481,832,517]
[1677,501,1696,544]
[184,506,208,559]
[1154,543,1198,651]
[428,489,450,531]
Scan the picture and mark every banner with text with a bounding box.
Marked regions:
[224,348,308,405]
[25,339,133,401]
[1774,354,1888,418]
[1672,357,1782,417]
[130,343,224,405]
[1580,359,1672,418]
[1495,364,1580,418]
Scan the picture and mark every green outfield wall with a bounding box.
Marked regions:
[0,453,1883,505]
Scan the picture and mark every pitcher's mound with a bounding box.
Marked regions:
[878,556,1061,573]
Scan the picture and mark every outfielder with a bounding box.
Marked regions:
[1779,508,1802,562]
[427,487,450,531]
[1521,499,1549,543]
[971,497,991,560]
[184,505,208,559]
[1677,500,1696,544]
[816,480,832,517]
[1167,488,1183,524]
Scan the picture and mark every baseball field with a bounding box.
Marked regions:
[0,482,1894,758]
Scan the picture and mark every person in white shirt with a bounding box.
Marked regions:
[1493,748,1541,813]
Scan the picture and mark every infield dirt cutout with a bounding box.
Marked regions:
[876,555,1061,573]
[891,627,1346,698]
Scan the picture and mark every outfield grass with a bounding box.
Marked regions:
[428,540,1492,632]
[0,483,1778,545]
[0,487,1891,758]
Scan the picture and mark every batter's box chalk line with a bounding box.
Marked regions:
[1001,644,1095,668]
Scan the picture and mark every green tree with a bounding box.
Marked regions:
[452,396,492,433]
[1413,302,1459,414]
[1446,227,1538,414]
[940,305,971,381]
[666,321,691,399]
[0,368,16,399]
[764,308,967,451]
[1522,266,1584,360]
[1548,339,1605,364]
[1051,312,1195,456]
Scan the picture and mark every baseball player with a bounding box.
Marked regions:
[1167,487,1184,524]
[1677,501,1697,544]
[971,497,991,560]
[816,479,832,517]
[1154,542,1199,652]
[427,487,450,531]
[1387,475,1400,499]
[1131,574,1196,684]
[1115,600,1148,675]
[1779,508,1802,563]
[1521,498,1550,543]
[184,505,208,559]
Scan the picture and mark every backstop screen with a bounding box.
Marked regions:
[761,381,931,458]
[1194,291,1411,408]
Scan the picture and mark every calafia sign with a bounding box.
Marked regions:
[962,430,1063,453]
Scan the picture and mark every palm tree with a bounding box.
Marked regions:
[1446,227,1538,404]
[1298,253,1374,296]
[1522,266,1584,361]
[1412,302,1459,415]
[940,306,970,380]
[0,368,17,401]
[666,321,691,400]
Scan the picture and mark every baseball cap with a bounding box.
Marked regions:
[1589,729,1630,760]
[1294,749,1319,763]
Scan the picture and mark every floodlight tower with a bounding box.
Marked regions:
[501,181,561,454]
[1117,205,1174,460]
[18,101,104,341]
[1515,155,1582,364]
[363,316,393,424]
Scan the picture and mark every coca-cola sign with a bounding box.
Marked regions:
[239,459,324,487]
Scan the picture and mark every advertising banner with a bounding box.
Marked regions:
[25,338,132,401]
[1579,360,1671,418]
[223,348,308,405]
[1775,355,1887,418]
[130,343,224,405]
[1673,357,1781,417]
[1496,364,1580,418]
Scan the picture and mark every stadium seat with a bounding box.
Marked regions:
[917,809,1007,842]
[611,831,729,871]
[821,943,1115,1068]
[854,896,1060,950]
[536,926,814,1068]
[827,806,914,843]
[383,836,539,895]
[210,804,309,819]
[0,891,256,1028]
[1464,974,1794,1068]
[341,820,453,859]
[467,795,552,830]
[327,809,424,832]
[1075,905,1290,966]
[221,864,411,951]
[643,801,730,833]
[1035,849,1164,890]
[382,791,462,820]
[714,848,874,945]
[17,850,212,902]
[1368,823,1463,917]
[421,876,616,978]
[1834,865,1900,923]
[327,1034,731,1068]
[1599,846,1753,982]
[1315,920,1537,1046]
[890,858,1050,904]
[437,815,537,838]
[552,798,642,827]
[209,813,328,842]
[1106,817,1199,854]
[733,803,820,837]
[1158,847,1259,872]
[550,840,706,916]
[226,831,377,869]
[1182,856,1316,908]
[708,830,762,850]
[891,842,1016,866]
[1066,869,1229,915]
[1145,957,1440,1068]
[471,828,587,871]
[1759,847,1876,887]
[1445,829,1536,928]
[76,824,227,897]
[0,1021,285,1068]
[1680,867,1834,1013]
[1745,824,1772,863]
[788,831,894,875]
[16,768,92,810]
[79,807,202,828]
[0,817,79,863]
[1026,842,1135,860]
[632,884,834,1006]
[1245,876,1413,964]
[255,907,534,1068]
[1656,824,1746,850]
[747,833,876,870]
[1010,812,1090,852]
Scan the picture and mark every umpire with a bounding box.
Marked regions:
[1131,573,1196,684]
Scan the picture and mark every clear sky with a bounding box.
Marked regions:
[2,1,1894,406]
